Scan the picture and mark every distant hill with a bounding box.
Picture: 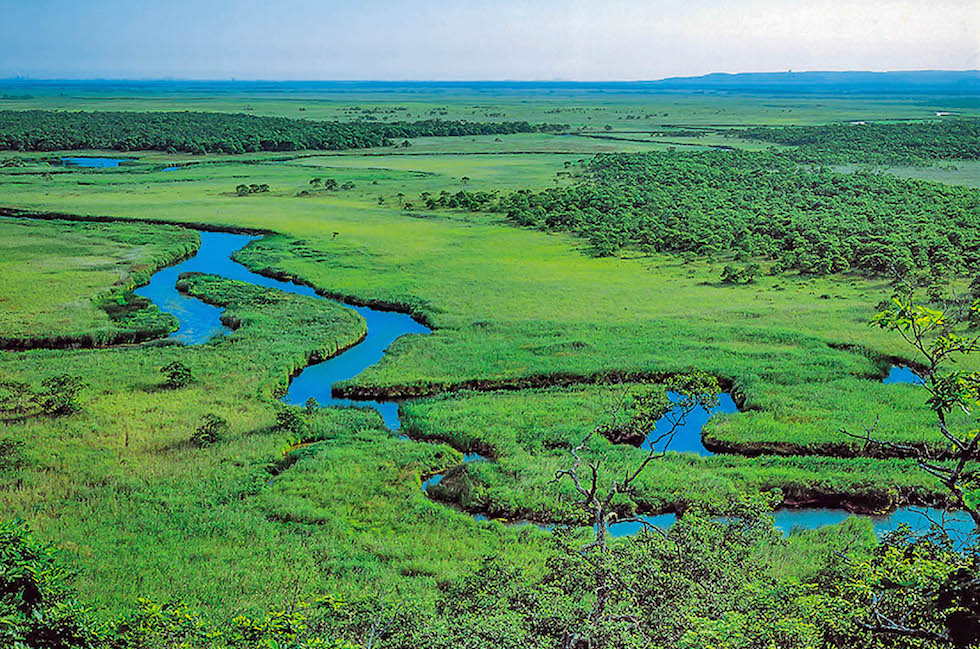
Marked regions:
[648,70,980,94]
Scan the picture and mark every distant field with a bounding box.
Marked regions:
[2,82,976,129]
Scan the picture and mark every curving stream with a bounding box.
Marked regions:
[130,229,969,539]
[135,231,430,429]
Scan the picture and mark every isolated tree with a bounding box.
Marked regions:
[159,361,192,389]
[552,372,720,647]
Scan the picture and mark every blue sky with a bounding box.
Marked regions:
[1,0,976,80]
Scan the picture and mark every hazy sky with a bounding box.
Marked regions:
[2,0,977,80]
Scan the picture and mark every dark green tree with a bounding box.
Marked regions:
[159,361,192,389]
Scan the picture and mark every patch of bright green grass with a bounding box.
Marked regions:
[0,217,198,346]
[0,268,556,618]
[402,386,945,521]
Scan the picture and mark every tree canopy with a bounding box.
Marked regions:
[0,110,565,154]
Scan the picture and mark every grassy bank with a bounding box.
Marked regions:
[0,216,198,347]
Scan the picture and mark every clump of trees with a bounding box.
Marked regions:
[732,118,980,165]
[424,150,980,278]
[0,110,566,154]
[308,177,355,191]
[235,183,269,196]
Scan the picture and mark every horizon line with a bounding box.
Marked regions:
[2,69,978,84]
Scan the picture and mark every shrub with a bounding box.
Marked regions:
[191,413,228,447]
[159,361,192,389]
[274,409,303,433]
[721,263,760,285]
[0,521,98,648]
[35,374,85,416]
[0,380,33,415]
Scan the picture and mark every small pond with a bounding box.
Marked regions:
[55,157,133,168]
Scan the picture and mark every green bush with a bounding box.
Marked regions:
[190,413,228,447]
[0,521,99,648]
[274,409,304,433]
[35,374,85,416]
[159,362,192,389]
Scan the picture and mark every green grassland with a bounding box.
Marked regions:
[2,83,977,128]
[0,89,978,637]
[0,269,559,618]
[402,385,945,522]
[0,217,198,347]
[1,137,974,457]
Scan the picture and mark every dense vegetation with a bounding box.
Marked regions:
[733,118,980,164]
[0,110,565,154]
[404,385,945,522]
[432,150,980,276]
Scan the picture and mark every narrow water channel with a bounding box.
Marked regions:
[129,228,964,539]
[134,231,430,429]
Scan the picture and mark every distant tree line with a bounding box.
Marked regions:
[731,118,980,165]
[0,110,566,154]
[424,150,980,278]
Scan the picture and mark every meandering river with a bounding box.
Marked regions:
[132,229,972,538]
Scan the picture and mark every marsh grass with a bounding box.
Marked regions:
[0,217,198,347]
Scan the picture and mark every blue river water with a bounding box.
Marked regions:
[649,392,739,456]
[130,229,970,540]
[605,506,975,540]
[56,157,131,168]
[134,231,429,430]
[883,365,923,385]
